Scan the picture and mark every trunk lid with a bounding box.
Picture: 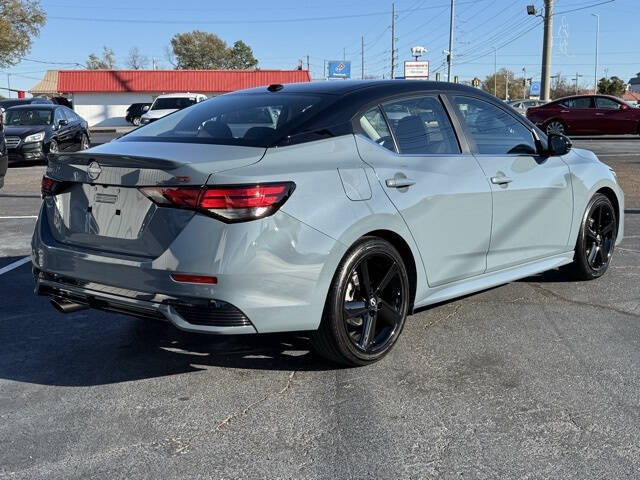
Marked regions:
[44,141,266,257]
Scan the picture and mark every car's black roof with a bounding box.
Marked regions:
[241,79,484,97]
[5,104,59,111]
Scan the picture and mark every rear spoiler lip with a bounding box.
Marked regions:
[51,152,181,170]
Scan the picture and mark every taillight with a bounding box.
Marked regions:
[41,176,68,198]
[139,182,295,223]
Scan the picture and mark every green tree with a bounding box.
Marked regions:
[169,30,258,69]
[481,69,525,100]
[0,0,46,68]
[170,30,228,69]
[226,40,258,69]
[86,46,116,70]
[597,76,627,97]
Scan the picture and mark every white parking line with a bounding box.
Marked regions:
[0,215,38,220]
[0,256,32,276]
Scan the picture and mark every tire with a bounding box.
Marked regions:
[310,237,410,367]
[545,120,566,136]
[48,139,59,155]
[132,116,141,126]
[567,193,617,280]
[80,134,90,150]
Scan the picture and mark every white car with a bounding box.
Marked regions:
[508,99,547,115]
[140,93,207,125]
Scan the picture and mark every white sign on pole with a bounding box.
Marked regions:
[404,61,429,80]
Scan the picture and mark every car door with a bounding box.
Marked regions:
[560,96,595,134]
[64,107,84,150]
[53,108,71,150]
[355,94,493,286]
[594,97,637,134]
[450,95,573,272]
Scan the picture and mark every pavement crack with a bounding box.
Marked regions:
[529,283,640,318]
[215,370,297,434]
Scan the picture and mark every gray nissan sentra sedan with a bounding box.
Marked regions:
[32,80,624,366]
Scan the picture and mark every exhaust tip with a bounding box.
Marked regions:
[50,297,88,314]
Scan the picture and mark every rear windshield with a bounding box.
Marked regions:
[121,93,332,147]
[151,97,198,111]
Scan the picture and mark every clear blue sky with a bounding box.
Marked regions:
[3,0,638,95]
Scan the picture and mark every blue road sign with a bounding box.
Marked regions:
[328,61,351,79]
[530,81,541,97]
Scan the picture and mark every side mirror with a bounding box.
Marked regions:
[548,133,572,156]
[620,103,629,110]
[58,119,68,126]
[142,105,149,112]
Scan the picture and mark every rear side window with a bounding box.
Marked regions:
[561,97,593,109]
[359,107,395,152]
[381,96,460,154]
[121,93,333,147]
[452,96,537,155]
[595,97,621,110]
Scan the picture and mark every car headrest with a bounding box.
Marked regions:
[395,115,428,154]
[201,121,233,138]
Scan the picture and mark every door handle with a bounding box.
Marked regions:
[385,178,416,188]
[595,113,605,116]
[491,176,513,185]
[561,110,570,113]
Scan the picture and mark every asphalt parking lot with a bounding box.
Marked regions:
[1,137,640,479]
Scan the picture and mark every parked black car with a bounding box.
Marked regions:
[0,113,7,188]
[125,102,151,126]
[4,105,90,164]
[0,98,53,111]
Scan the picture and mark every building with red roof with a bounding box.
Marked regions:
[31,69,311,126]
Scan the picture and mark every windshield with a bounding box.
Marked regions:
[122,93,333,147]
[151,97,198,111]
[4,109,53,126]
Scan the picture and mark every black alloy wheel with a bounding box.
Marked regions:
[569,193,617,280]
[48,140,58,154]
[311,237,409,366]
[80,134,90,150]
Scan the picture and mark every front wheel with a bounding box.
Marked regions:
[80,134,90,150]
[48,140,59,154]
[132,116,141,126]
[311,237,410,367]
[568,193,617,280]
[546,120,566,136]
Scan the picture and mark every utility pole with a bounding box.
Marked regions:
[6,73,10,98]
[324,59,327,79]
[361,36,365,79]
[592,13,599,94]
[343,48,346,61]
[493,47,497,96]
[540,0,554,101]
[391,3,395,79]
[505,71,509,100]
[306,54,310,72]
[447,0,455,82]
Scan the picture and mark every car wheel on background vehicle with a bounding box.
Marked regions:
[132,117,141,126]
[80,134,90,150]
[568,193,617,280]
[48,139,58,154]
[311,237,410,366]
[545,120,566,136]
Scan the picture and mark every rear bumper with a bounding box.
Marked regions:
[32,203,346,334]
[34,269,257,334]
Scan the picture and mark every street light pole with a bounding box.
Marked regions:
[592,13,599,94]
[447,0,455,82]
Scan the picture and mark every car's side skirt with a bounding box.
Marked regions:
[413,250,575,311]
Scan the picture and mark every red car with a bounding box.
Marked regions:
[526,94,640,136]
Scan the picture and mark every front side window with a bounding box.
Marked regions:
[595,97,621,110]
[121,93,332,147]
[358,106,395,152]
[452,96,537,155]
[53,109,65,125]
[381,96,460,154]
[562,97,593,109]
